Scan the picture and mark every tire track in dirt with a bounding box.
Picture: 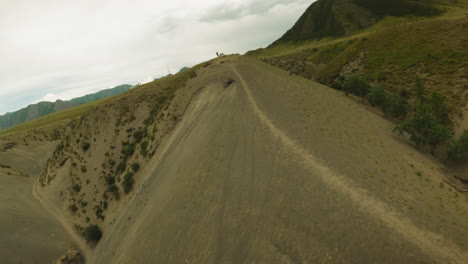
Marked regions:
[231,63,468,264]
[32,179,90,262]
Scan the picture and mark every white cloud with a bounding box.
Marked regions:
[39,93,61,102]
[0,0,314,114]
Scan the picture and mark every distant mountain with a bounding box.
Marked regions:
[0,84,132,130]
[177,67,189,73]
[153,67,189,81]
[271,0,442,45]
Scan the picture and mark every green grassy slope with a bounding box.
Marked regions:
[249,11,468,114]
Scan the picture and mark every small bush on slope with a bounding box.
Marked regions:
[366,85,387,107]
[132,129,147,143]
[448,131,468,162]
[121,142,136,160]
[82,142,91,151]
[131,162,140,172]
[122,172,135,193]
[116,161,126,175]
[394,98,452,154]
[385,93,407,119]
[342,75,370,97]
[84,224,102,242]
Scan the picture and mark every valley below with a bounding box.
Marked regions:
[0,142,73,264]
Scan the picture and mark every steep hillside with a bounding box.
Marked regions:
[0,84,132,130]
[32,57,468,264]
[272,0,444,45]
[34,62,211,259]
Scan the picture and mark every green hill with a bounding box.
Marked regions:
[249,0,468,117]
[272,0,447,45]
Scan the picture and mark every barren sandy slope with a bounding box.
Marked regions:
[81,57,468,263]
[0,142,71,264]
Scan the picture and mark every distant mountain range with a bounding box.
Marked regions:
[154,67,189,81]
[0,84,132,130]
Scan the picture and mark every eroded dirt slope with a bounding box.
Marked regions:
[79,57,468,264]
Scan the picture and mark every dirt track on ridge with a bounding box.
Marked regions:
[78,57,468,264]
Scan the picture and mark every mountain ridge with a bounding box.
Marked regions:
[0,84,132,130]
[271,0,444,45]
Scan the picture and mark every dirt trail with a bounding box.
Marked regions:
[32,180,91,261]
[231,63,468,264]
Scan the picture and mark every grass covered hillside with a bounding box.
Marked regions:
[249,0,468,117]
[248,0,468,171]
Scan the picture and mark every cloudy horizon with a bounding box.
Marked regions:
[0,0,313,115]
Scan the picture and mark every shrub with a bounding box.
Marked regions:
[80,165,87,173]
[447,131,468,161]
[140,141,149,157]
[72,184,81,193]
[414,78,426,103]
[366,85,387,107]
[386,93,407,118]
[343,75,370,97]
[94,206,104,220]
[82,142,91,151]
[133,129,147,143]
[105,176,115,185]
[399,89,409,99]
[121,142,136,160]
[84,224,103,242]
[430,91,449,125]
[69,204,78,213]
[116,162,126,175]
[56,142,65,152]
[122,172,135,193]
[108,183,119,193]
[394,103,452,153]
[330,80,342,90]
[131,162,140,172]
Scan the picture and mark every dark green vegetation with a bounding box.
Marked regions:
[339,75,466,161]
[0,84,132,131]
[448,131,468,161]
[84,224,103,242]
[82,142,91,151]
[122,172,135,193]
[393,80,453,154]
[131,162,140,172]
[342,75,370,97]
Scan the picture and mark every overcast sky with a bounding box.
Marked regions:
[0,0,313,114]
